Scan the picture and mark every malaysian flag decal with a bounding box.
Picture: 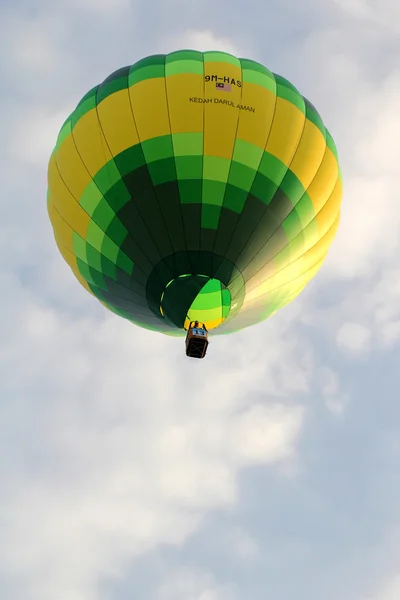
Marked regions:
[216,82,231,92]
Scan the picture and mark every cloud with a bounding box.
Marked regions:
[375,577,400,600]
[332,0,400,30]
[2,1,400,599]
[224,527,259,560]
[170,29,244,55]
[156,567,237,600]
[11,107,70,165]
[336,322,372,354]
[0,259,308,599]
[159,26,251,61]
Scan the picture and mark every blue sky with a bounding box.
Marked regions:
[1,0,400,599]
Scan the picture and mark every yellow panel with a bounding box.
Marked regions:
[245,266,297,302]
[302,217,339,264]
[289,119,326,189]
[236,83,276,149]
[53,235,93,295]
[273,259,324,304]
[48,154,90,238]
[55,134,92,200]
[203,61,242,158]
[54,236,76,270]
[204,60,242,93]
[97,89,140,156]
[276,189,340,269]
[240,260,275,295]
[266,98,305,167]
[129,78,170,141]
[307,147,338,212]
[184,316,224,330]
[72,109,113,176]
[166,73,204,134]
[316,177,342,234]
[244,240,329,304]
[47,195,56,226]
[49,204,74,252]
[242,222,328,302]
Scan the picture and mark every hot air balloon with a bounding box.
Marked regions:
[47,50,342,359]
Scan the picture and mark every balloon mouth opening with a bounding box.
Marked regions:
[159,274,231,330]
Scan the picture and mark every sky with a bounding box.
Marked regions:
[1,0,400,599]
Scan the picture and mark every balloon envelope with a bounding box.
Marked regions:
[47,50,342,336]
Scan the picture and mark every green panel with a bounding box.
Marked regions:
[305,99,326,139]
[172,132,203,156]
[227,161,256,192]
[141,135,173,163]
[100,66,131,85]
[275,75,305,114]
[202,180,226,206]
[114,144,146,175]
[233,139,263,170]
[71,88,98,128]
[178,179,202,204]
[222,183,248,214]
[80,181,103,215]
[85,243,103,273]
[77,258,107,290]
[128,63,165,85]
[86,220,105,252]
[104,216,128,246]
[325,130,339,162]
[240,59,274,78]
[166,60,204,76]
[175,155,203,180]
[93,159,123,192]
[72,233,87,263]
[100,234,119,263]
[294,194,316,227]
[203,155,230,182]
[166,50,203,63]
[97,75,129,104]
[147,157,177,185]
[204,51,240,66]
[55,117,72,150]
[258,152,288,184]
[280,170,305,205]
[282,208,303,240]
[100,253,119,282]
[104,180,131,212]
[250,172,279,205]
[92,201,116,232]
[116,249,135,275]
[201,204,221,229]
[241,69,276,94]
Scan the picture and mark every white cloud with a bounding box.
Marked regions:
[366,267,400,346]
[165,28,244,56]
[337,322,372,354]
[5,14,61,73]
[332,0,400,30]
[2,1,400,598]
[226,527,259,560]
[0,261,308,599]
[71,0,131,12]
[157,568,237,600]
[319,367,349,415]
[375,576,400,600]
[11,107,70,165]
